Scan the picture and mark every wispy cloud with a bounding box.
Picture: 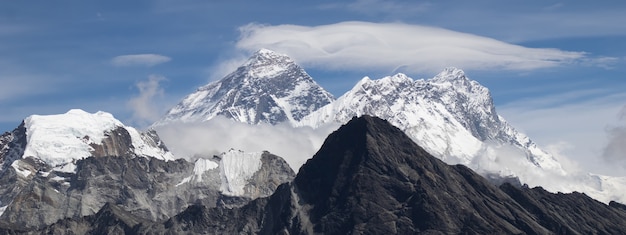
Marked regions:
[127,75,167,128]
[111,54,171,67]
[236,21,587,74]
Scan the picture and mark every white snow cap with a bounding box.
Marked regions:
[22,109,173,170]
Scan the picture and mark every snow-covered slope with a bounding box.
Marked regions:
[1,109,174,175]
[295,68,626,203]
[299,68,564,175]
[155,49,334,126]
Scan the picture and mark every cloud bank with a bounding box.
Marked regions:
[500,91,626,176]
[236,21,587,74]
[111,54,171,67]
[154,117,339,171]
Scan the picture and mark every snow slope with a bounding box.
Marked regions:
[299,68,563,174]
[19,109,173,172]
[219,149,263,196]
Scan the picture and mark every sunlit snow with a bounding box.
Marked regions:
[219,149,262,196]
[21,109,173,171]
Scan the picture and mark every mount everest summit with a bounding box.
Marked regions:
[156,48,334,126]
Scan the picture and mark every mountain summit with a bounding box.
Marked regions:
[156,49,334,125]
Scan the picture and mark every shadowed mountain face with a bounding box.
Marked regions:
[4,116,626,234]
[281,116,549,234]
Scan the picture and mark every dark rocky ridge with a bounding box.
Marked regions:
[4,116,626,234]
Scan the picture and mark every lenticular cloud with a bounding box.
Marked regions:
[236,21,585,73]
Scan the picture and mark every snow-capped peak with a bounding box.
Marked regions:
[248,48,291,63]
[432,67,468,82]
[301,68,566,185]
[155,48,334,126]
[242,49,295,79]
[20,109,173,171]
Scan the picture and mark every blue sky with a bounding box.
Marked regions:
[1,1,625,174]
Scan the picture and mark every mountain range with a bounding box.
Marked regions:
[1,48,625,233]
[157,49,626,203]
[3,116,626,234]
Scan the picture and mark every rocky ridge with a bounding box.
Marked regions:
[0,110,295,230]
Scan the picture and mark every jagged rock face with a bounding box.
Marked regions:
[0,156,195,229]
[156,49,334,126]
[0,151,294,230]
[0,122,27,170]
[89,126,134,157]
[500,184,626,234]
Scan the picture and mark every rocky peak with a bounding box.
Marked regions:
[290,116,551,234]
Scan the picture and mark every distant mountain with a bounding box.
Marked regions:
[153,49,626,203]
[0,110,294,229]
[12,116,626,234]
[155,48,334,126]
[299,68,565,180]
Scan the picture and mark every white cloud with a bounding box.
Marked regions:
[499,91,626,176]
[602,105,626,167]
[127,75,167,127]
[111,54,171,67]
[154,117,339,171]
[470,141,626,204]
[235,21,587,74]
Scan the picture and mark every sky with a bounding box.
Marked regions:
[1,0,625,175]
